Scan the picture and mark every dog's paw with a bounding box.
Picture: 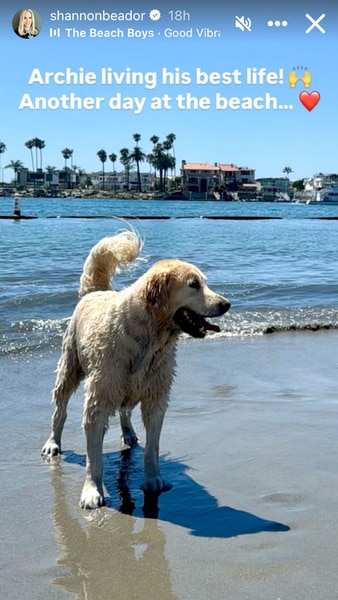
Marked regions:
[141,475,168,493]
[80,483,105,510]
[121,431,139,448]
[41,440,60,458]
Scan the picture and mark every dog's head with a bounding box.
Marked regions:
[143,260,230,338]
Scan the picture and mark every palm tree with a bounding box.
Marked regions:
[166,133,176,176]
[130,134,145,191]
[147,134,176,190]
[109,153,117,191]
[45,165,58,175]
[45,165,58,189]
[150,143,174,192]
[97,149,107,189]
[25,139,35,171]
[162,138,176,189]
[149,135,160,186]
[150,135,159,146]
[149,144,162,191]
[130,145,146,192]
[36,139,45,170]
[109,152,117,170]
[61,148,73,169]
[120,148,132,190]
[283,166,293,193]
[0,141,6,183]
[147,152,155,187]
[5,159,24,184]
[283,166,293,176]
[133,133,141,146]
[32,138,42,172]
[163,154,175,191]
[61,148,73,188]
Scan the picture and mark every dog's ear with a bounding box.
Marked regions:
[144,271,171,309]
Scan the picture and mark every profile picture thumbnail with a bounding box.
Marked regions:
[12,8,42,39]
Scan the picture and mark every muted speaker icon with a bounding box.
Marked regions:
[235,16,252,32]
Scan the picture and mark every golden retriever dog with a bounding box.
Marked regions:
[42,229,230,509]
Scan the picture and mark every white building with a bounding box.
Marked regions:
[303,173,338,194]
[89,170,155,191]
[255,177,294,201]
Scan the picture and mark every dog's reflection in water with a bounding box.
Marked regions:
[50,450,176,600]
[49,446,289,599]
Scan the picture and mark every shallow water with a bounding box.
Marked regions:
[1,198,338,355]
[2,334,338,599]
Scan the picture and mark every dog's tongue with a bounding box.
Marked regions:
[200,317,220,333]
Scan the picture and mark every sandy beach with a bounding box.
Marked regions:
[2,330,338,599]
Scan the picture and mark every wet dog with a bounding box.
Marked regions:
[42,230,230,508]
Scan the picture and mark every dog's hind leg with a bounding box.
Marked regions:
[42,320,83,458]
[119,409,139,447]
[80,380,108,509]
[80,418,107,509]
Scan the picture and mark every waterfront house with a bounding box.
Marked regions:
[255,177,294,201]
[181,161,257,199]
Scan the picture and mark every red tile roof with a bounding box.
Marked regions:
[219,164,253,172]
[182,162,219,170]
[182,162,254,172]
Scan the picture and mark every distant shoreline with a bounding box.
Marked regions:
[0,189,235,202]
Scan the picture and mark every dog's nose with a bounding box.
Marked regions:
[219,299,231,315]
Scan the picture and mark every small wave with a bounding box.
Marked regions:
[11,317,69,334]
[0,317,69,357]
[215,308,338,337]
[215,321,338,338]
[2,309,338,357]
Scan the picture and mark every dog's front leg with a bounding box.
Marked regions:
[41,403,67,458]
[141,401,166,492]
[80,419,106,509]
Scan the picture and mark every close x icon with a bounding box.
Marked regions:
[305,13,326,34]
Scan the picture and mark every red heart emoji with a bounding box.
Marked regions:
[299,91,320,111]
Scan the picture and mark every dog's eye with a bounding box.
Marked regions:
[189,279,201,290]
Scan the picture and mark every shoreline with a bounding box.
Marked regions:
[0,189,291,202]
[2,330,338,599]
[1,190,199,200]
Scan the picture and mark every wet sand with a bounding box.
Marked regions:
[2,331,338,599]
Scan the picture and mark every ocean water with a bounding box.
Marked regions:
[1,196,338,355]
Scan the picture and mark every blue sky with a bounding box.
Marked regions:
[0,0,337,181]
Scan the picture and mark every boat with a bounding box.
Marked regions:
[307,187,338,205]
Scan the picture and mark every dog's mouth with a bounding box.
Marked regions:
[173,307,221,338]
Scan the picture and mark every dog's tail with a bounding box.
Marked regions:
[79,229,143,297]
